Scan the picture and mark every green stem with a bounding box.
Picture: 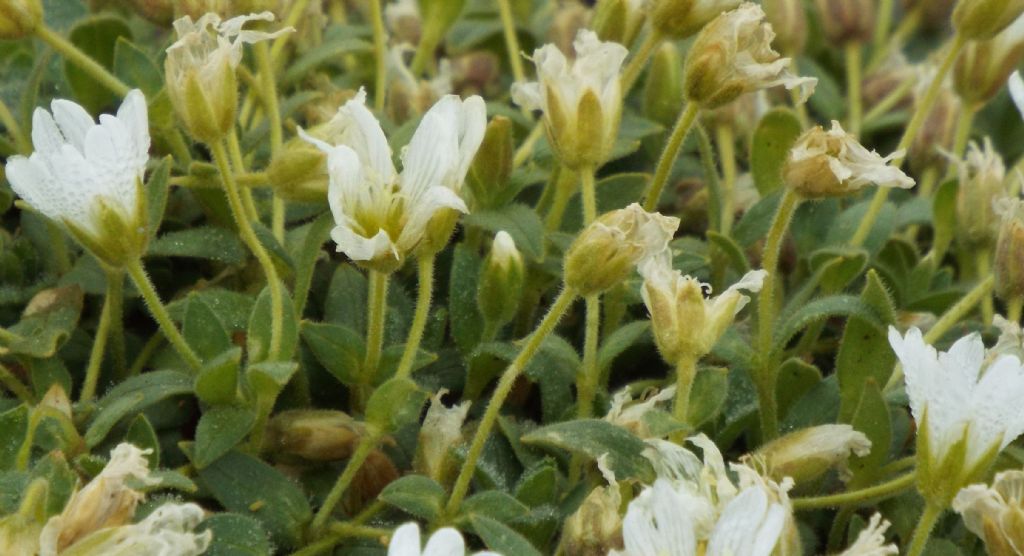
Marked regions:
[715,124,736,234]
[791,471,917,510]
[0,95,29,153]
[445,288,577,518]
[643,102,700,212]
[756,188,801,440]
[361,270,389,402]
[255,41,288,242]
[977,248,994,326]
[670,353,698,443]
[580,167,597,224]
[105,269,126,379]
[906,502,944,556]
[850,35,966,248]
[544,167,577,232]
[126,260,202,372]
[80,270,120,403]
[513,123,545,169]
[846,42,863,137]
[128,333,162,377]
[227,131,261,225]
[210,139,285,361]
[620,30,662,94]
[368,0,388,113]
[867,7,921,72]
[1009,296,1023,323]
[310,429,381,534]
[497,0,526,85]
[34,25,131,96]
[395,257,435,381]
[863,76,915,126]
[0,363,33,403]
[873,0,895,54]
[577,294,601,419]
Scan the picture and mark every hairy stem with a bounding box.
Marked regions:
[395,257,435,380]
[643,103,700,211]
[126,260,202,372]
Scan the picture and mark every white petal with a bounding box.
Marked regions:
[116,89,151,168]
[422,528,466,556]
[50,98,94,151]
[1010,71,1024,120]
[400,96,460,199]
[332,89,397,183]
[330,225,396,263]
[388,523,422,556]
[31,107,68,155]
[396,185,468,253]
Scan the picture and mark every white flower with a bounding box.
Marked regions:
[511,29,628,169]
[563,456,624,555]
[955,138,1009,248]
[5,90,150,266]
[611,479,701,556]
[784,120,915,198]
[888,326,1024,500]
[992,315,1024,361]
[300,89,486,272]
[639,256,765,362]
[953,469,1024,553]
[684,3,817,109]
[39,443,161,554]
[836,513,898,556]
[704,486,787,556]
[415,390,471,482]
[490,231,521,270]
[52,503,211,556]
[387,522,501,556]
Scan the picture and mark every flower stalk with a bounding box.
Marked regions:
[395,257,435,381]
[126,260,202,372]
[643,102,699,211]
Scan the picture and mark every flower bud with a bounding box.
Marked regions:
[955,139,1008,249]
[477,231,525,327]
[953,470,1024,556]
[953,15,1024,108]
[564,204,679,296]
[649,0,742,39]
[683,3,817,109]
[414,391,470,484]
[265,410,365,461]
[764,0,807,55]
[592,0,646,46]
[512,30,628,170]
[466,116,514,210]
[815,0,875,44]
[953,0,1024,40]
[449,51,502,97]
[784,120,915,198]
[995,197,1024,301]
[385,0,421,45]
[0,0,42,39]
[908,67,961,172]
[642,43,685,127]
[752,424,872,484]
[265,138,330,202]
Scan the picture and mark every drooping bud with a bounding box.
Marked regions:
[592,0,647,47]
[953,470,1024,556]
[764,0,807,55]
[512,30,628,170]
[477,231,525,328]
[683,3,817,109]
[908,65,961,172]
[751,424,872,484]
[994,197,1024,301]
[265,410,365,461]
[815,0,875,44]
[953,15,1024,108]
[562,457,623,556]
[414,390,470,485]
[955,139,1009,249]
[783,120,915,198]
[465,116,514,210]
[0,0,42,39]
[953,0,1024,41]
[648,0,742,39]
[564,204,679,296]
[642,43,685,127]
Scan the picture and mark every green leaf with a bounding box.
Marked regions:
[247,361,298,401]
[379,474,446,521]
[0,405,28,470]
[85,370,193,447]
[931,178,957,259]
[365,377,428,433]
[183,294,233,360]
[300,322,364,386]
[561,173,646,232]
[194,348,243,406]
[1,286,83,359]
[247,285,298,363]
[145,157,171,236]
[689,367,729,428]
[450,244,485,355]
[251,221,295,275]
[846,380,892,483]
[287,212,333,318]
[195,449,311,549]
[837,270,897,422]
[707,231,751,274]
[799,56,843,121]
[773,295,884,356]
[166,289,255,332]
[464,204,545,261]
[193,405,257,468]
[324,264,367,331]
[112,37,162,95]
[776,357,822,418]
[514,462,559,508]
[733,190,782,248]
[198,513,272,556]
[65,15,131,112]
[463,490,531,523]
[521,419,654,481]
[30,451,76,517]
[282,36,373,85]
[469,514,543,556]
[750,108,803,195]
[124,414,160,468]
[148,227,246,264]
[597,320,650,371]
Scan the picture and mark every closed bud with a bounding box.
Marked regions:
[953,0,1024,40]
[466,117,514,210]
[265,138,329,202]
[649,0,742,39]
[909,65,961,172]
[564,204,679,296]
[953,470,1024,556]
[512,30,628,170]
[643,43,685,127]
[955,139,1008,249]
[265,410,364,461]
[414,391,470,485]
[592,0,646,46]
[684,4,817,109]
[815,0,875,44]
[0,0,41,39]
[953,15,1024,108]
[477,231,525,327]
[751,424,871,484]
[764,0,807,55]
[994,197,1024,301]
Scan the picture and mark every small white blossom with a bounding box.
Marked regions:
[53,503,211,556]
[836,513,898,556]
[953,469,1024,552]
[489,231,522,271]
[704,486,787,556]
[611,479,701,556]
[387,522,501,556]
[300,89,486,272]
[416,390,471,482]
